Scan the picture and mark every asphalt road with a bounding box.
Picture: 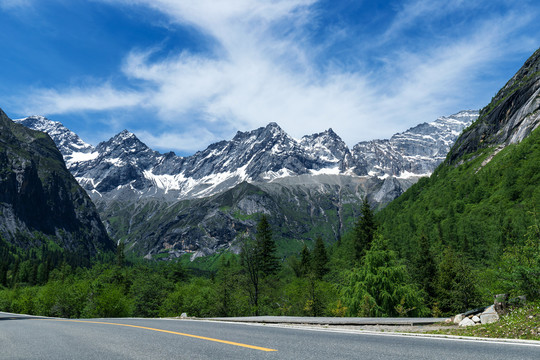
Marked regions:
[1,312,539,359]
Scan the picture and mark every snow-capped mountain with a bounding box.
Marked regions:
[15,115,96,167]
[351,110,479,177]
[15,110,478,202]
[15,110,477,259]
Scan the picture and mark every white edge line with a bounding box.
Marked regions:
[4,313,539,348]
[164,318,540,348]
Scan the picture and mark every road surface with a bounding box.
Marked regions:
[1,312,538,359]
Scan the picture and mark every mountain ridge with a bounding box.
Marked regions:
[16,110,478,201]
[16,110,477,259]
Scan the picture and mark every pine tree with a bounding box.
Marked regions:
[412,233,437,302]
[354,197,376,261]
[255,215,279,276]
[240,216,279,315]
[311,237,329,280]
[300,244,311,277]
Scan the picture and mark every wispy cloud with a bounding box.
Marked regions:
[0,0,32,10]
[21,83,145,114]
[13,0,540,153]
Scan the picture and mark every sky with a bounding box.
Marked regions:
[0,0,539,156]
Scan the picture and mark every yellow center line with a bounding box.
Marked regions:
[36,319,277,352]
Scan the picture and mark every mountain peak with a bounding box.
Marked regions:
[106,130,145,148]
[117,129,137,139]
[263,122,287,136]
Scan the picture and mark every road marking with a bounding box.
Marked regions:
[36,319,277,352]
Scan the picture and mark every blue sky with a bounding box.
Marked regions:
[1,0,539,155]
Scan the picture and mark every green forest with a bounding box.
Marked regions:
[1,127,540,319]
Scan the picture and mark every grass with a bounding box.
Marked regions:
[429,301,540,340]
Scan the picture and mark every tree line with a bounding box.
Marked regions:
[1,192,539,318]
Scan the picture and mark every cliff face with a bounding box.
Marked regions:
[448,48,540,163]
[0,108,113,255]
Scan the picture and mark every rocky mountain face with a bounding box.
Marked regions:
[448,48,540,164]
[0,109,113,256]
[16,110,477,259]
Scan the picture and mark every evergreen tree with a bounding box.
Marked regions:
[240,216,279,315]
[354,197,376,261]
[412,233,437,302]
[311,237,329,280]
[255,215,279,275]
[299,244,311,277]
[342,235,427,317]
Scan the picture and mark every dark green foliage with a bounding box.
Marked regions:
[435,247,482,315]
[341,235,428,317]
[214,256,242,316]
[256,215,279,275]
[354,197,376,261]
[240,234,262,315]
[5,121,540,320]
[411,233,437,302]
[239,216,280,315]
[497,218,540,300]
[130,270,173,318]
[299,244,311,277]
[311,237,329,280]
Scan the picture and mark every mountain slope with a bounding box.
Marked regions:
[377,47,540,265]
[0,109,113,256]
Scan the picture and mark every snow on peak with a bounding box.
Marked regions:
[17,111,477,200]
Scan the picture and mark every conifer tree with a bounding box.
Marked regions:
[412,233,437,301]
[300,244,311,277]
[354,197,376,261]
[255,215,279,276]
[311,237,329,280]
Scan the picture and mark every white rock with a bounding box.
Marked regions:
[480,305,500,324]
[459,317,476,327]
[472,315,480,323]
[454,314,463,324]
[480,313,499,324]
[180,313,188,318]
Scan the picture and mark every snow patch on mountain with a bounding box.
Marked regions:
[17,110,478,202]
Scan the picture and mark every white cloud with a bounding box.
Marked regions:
[0,0,32,10]
[17,0,540,152]
[21,83,146,114]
